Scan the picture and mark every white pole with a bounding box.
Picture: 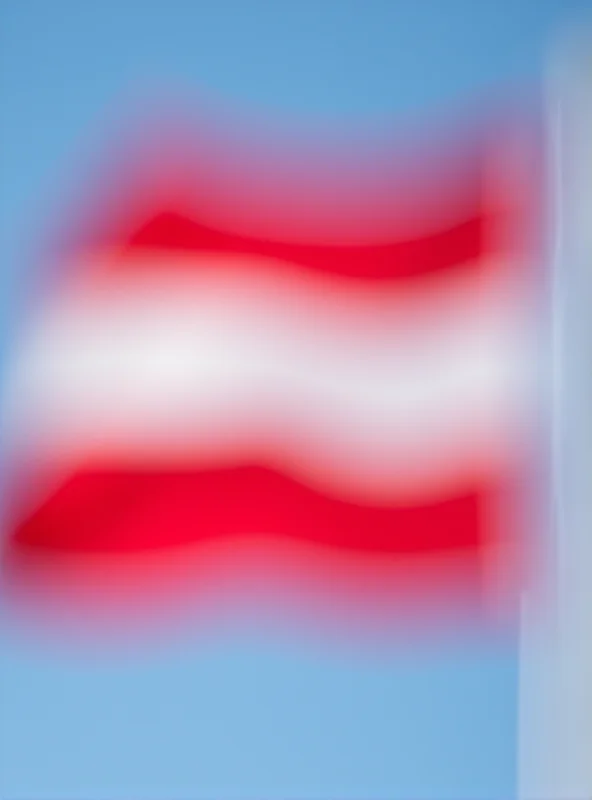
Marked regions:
[519,29,592,800]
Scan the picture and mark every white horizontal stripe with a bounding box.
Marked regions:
[3,254,531,500]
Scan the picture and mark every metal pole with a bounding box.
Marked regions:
[520,28,592,800]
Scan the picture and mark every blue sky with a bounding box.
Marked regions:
[0,1,588,798]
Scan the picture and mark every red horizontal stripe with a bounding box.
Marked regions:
[97,210,491,281]
[9,465,489,556]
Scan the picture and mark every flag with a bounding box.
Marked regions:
[0,122,534,631]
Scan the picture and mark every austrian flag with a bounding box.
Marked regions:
[0,125,535,627]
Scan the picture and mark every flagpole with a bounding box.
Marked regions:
[519,28,592,800]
